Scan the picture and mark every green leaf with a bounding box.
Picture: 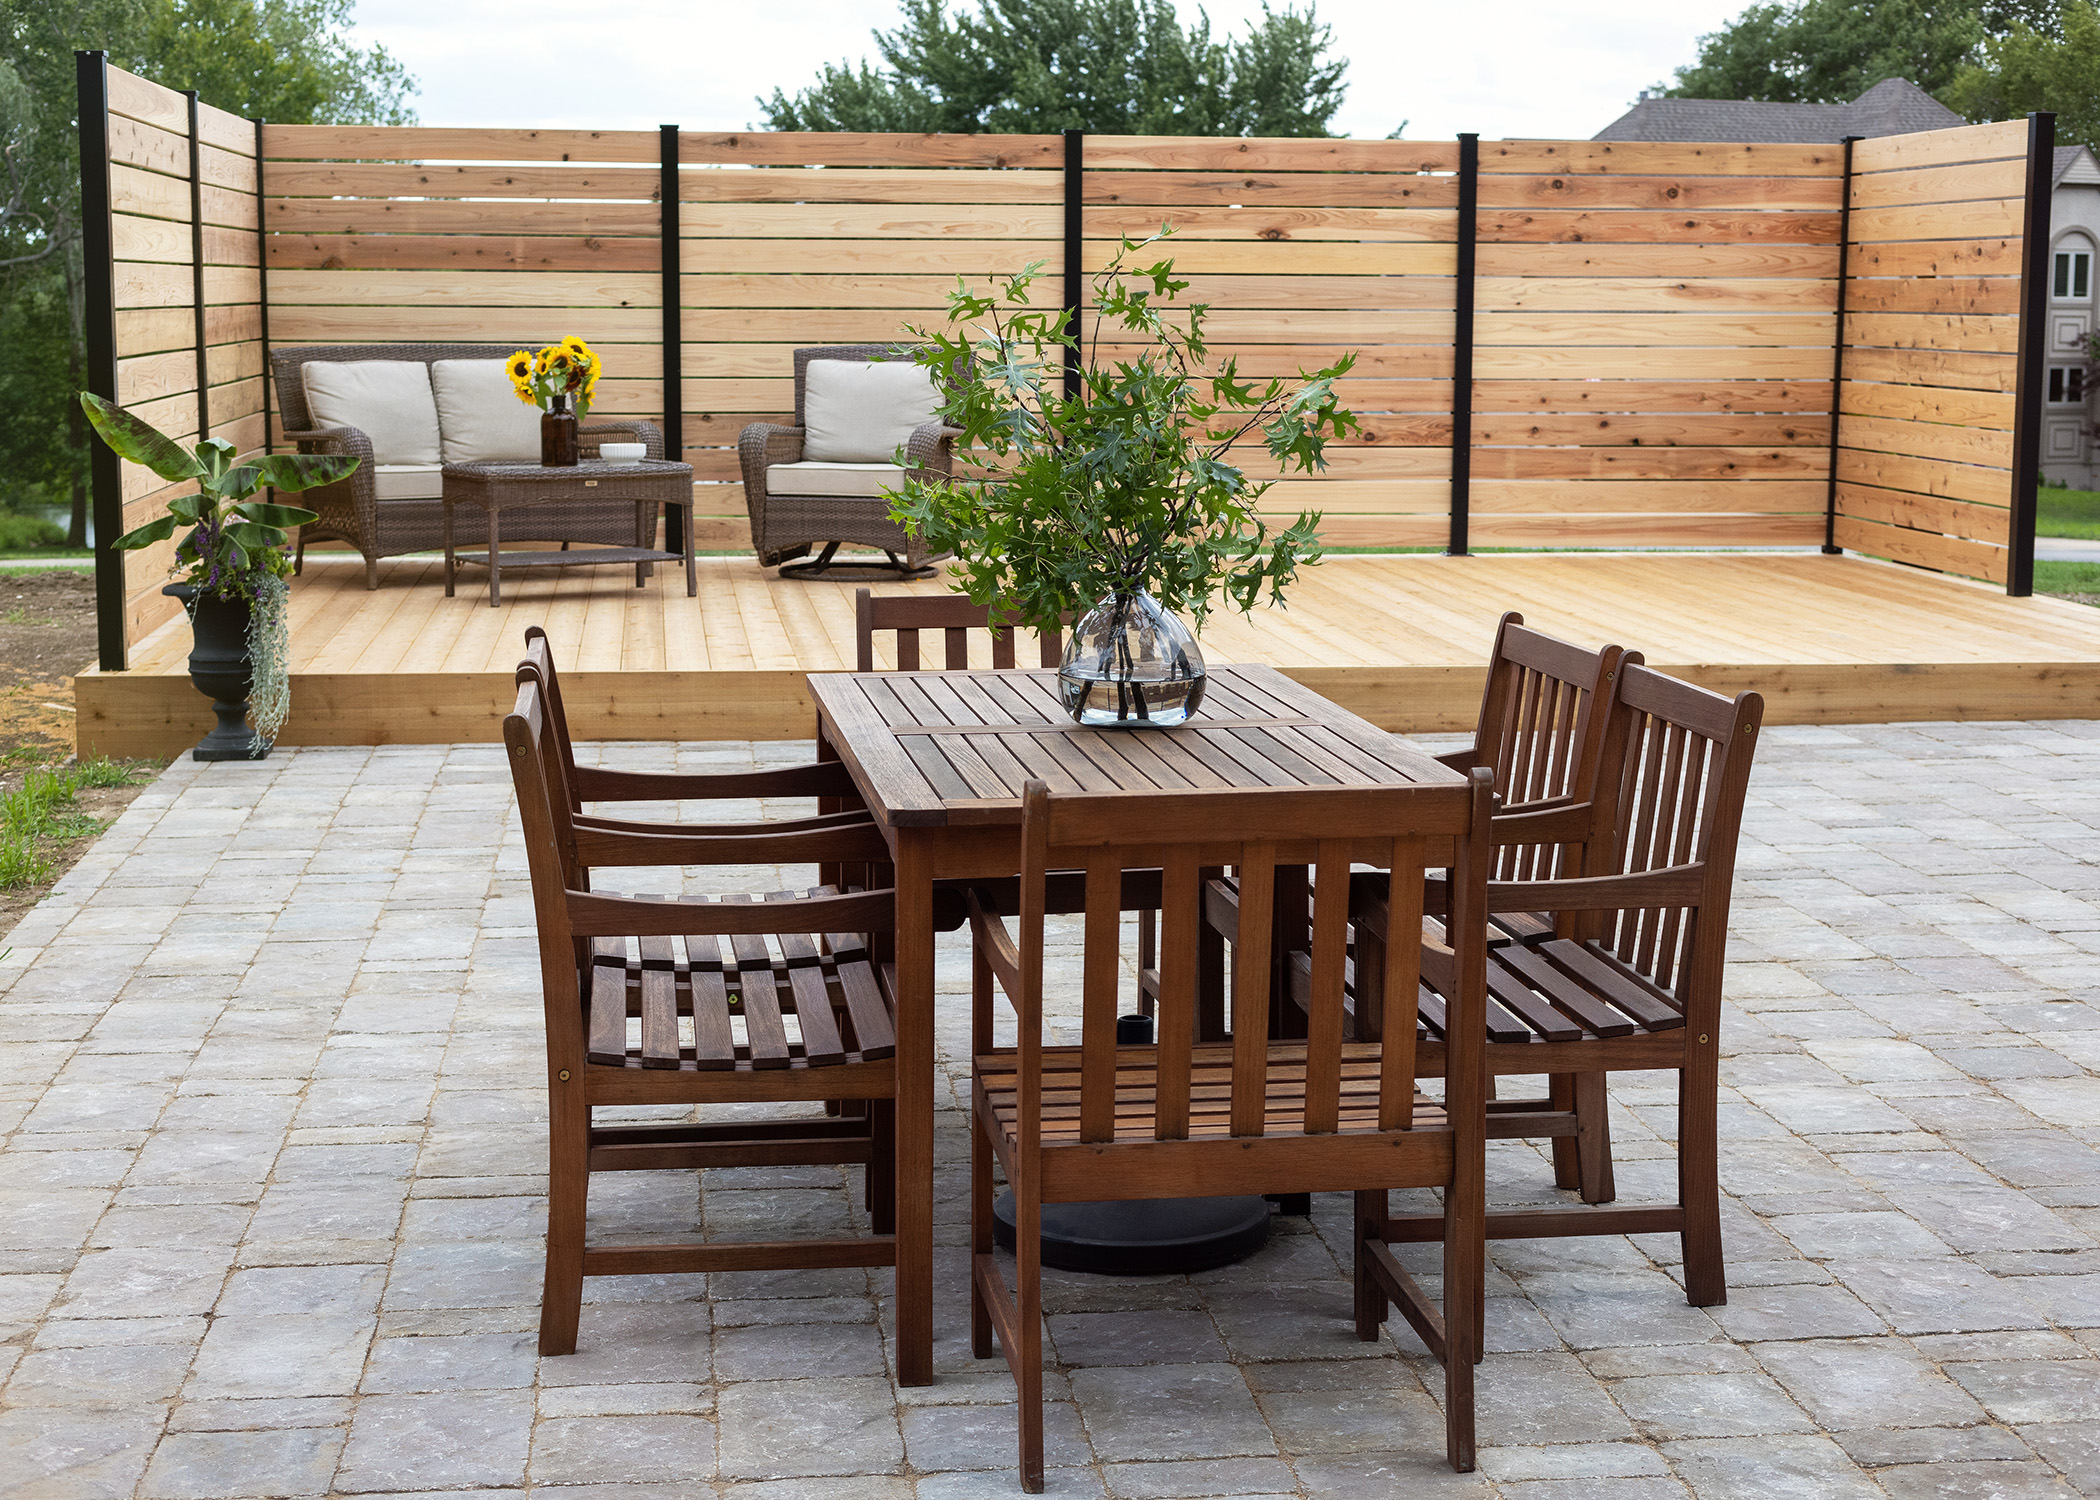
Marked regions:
[250,454,359,492]
[233,501,321,529]
[109,514,177,551]
[78,395,205,482]
[224,522,289,552]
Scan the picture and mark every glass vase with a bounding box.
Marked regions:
[1058,590,1207,729]
[540,393,578,467]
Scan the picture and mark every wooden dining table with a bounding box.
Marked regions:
[807,661,1463,1386]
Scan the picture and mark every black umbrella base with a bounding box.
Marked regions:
[991,1192,1272,1275]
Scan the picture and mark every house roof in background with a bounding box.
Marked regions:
[1593,77,1965,143]
[2058,144,2100,187]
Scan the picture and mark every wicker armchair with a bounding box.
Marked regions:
[737,344,958,579]
[270,344,664,590]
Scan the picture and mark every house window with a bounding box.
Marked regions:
[2056,249,2092,300]
[2049,365,2087,403]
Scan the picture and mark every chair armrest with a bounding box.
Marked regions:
[1434,746,1479,771]
[570,817,893,870]
[967,889,1028,1017]
[281,425,374,462]
[739,423,805,468]
[580,420,664,460]
[1486,865,1705,913]
[574,809,871,838]
[904,420,959,475]
[1491,801,1597,845]
[570,761,859,802]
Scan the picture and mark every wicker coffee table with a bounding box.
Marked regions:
[442,459,696,606]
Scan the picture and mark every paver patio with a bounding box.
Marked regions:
[2,720,2098,1498]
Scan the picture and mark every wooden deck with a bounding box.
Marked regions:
[75,551,2100,758]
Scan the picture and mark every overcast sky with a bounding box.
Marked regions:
[349,0,1754,142]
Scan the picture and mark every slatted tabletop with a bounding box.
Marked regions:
[809,663,1461,827]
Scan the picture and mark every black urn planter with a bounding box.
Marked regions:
[163,583,265,761]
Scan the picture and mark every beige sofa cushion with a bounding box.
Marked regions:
[431,359,542,463]
[766,461,905,499]
[802,360,940,464]
[301,361,441,466]
[374,464,444,501]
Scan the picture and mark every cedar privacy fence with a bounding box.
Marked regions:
[76,50,2054,673]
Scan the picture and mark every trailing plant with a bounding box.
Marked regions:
[889,229,1356,633]
[79,393,353,752]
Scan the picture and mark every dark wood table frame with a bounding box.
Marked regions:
[442,459,698,606]
[808,662,1461,1386]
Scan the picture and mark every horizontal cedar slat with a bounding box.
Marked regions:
[264,124,660,162]
[1845,311,2018,354]
[1475,244,1838,277]
[1840,414,2015,468]
[1478,210,1838,244]
[1833,513,2008,582]
[1846,238,2018,278]
[678,307,1451,344]
[105,64,188,133]
[197,142,254,193]
[1841,344,2015,393]
[269,234,660,273]
[1835,446,2012,505]
[678,271,1444,311]
[265,306,662,342]
[1473,379,1831,413]
[1849,158,2028,210]
[266,198,661,236]
[266,269,659,308]
[1476,174,1840,211]
[679,375,1456,415]
[1470,514,1824,547]
[1472,412,1828,447]
[1838,381,2016,429]
[1850,120,2027,173]
[1843,276,2020,316]
[1471,479,1828,513]
[1473,445,1825,481]
[1084,204,1457,241]
[1472,347,1836,380]
[1835,483,2010,544]
[1848,199,2024,244]
[682,131,1061,167]
[1473,312,1834,346]
[113,213,190,264]
[115,260,190,310]
[682,204,1061,239]
[265,161,660,200]
[1085,136,1459,172]
[1477,276,1836,312]
[108,114,187,177]
[683,166,1062,204]
[1480,140,1845,176]
[111,161,189,220]
[194,98,253,156]
[1086,169,1456,208]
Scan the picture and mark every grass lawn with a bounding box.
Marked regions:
[2039,484,2100,539]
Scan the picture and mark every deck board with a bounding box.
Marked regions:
[82,551,2100,758]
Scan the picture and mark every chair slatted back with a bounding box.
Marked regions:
[1590,665,1763,1009]
[855,589,1062,673]
[1470,613,1630,881]
[1003,777,1489,1152]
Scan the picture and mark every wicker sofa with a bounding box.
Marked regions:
[270,344,664,589]
[737,344,958,578]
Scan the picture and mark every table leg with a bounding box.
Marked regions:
[683,498,697,597]
[443,499,456,598]
[893,830,935,1387]
[487,505,502,608]
[635,499,648,588]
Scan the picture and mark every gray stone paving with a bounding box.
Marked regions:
[0,721,2098,1497]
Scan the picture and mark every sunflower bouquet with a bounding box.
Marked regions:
[508,336,601,419]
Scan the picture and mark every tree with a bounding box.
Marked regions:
[1663,0,2060,103]
[1945,0,2100,152]
[0,0,414,542]
[760,0,1348,137]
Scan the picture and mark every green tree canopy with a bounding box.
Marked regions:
[0,0,415,539]
[760,0,1348,137]
[1945,0,2100,151]
[1663,0,2058,102]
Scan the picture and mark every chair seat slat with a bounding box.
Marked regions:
[1494,943,1638,1038]
[1539,939,1683,1032]
[638,935,681,1068]
[588,949,631,1066]
[682,934,738,1069]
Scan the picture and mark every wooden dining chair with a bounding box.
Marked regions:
[1372,665,1764,1306]
[854,587,1063,672]
[520,625,870,839]
[506,675,903,1356]
[967,772,1494,1489]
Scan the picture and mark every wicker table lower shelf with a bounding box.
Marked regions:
[442,459,696,606]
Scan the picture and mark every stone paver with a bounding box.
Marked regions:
[0,722,2098,1495]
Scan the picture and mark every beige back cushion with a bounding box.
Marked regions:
[301,361,441,466]
[431,359,542,463]
[802,359,941,464]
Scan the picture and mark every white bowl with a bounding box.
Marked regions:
[600,442,646,465]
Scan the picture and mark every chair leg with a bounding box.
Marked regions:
[868,1100,896,1237]
[1548,1073,1581,1190]
[969,1106,994,1360]
[1444,1167,1483,1472]
[538,1090,590,1356]
[293,531,305,576]
[1137,908,1157,1018]
[363,554,380,591]
[1679,1056,1726,1307]
[1574,1071,1616,1204]
[1353,1189,1386,1340]
[1017,1181,1044,1494]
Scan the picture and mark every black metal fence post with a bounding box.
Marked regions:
[1063,128,1084,399]
[2008,111,2056,597]
[1449,133,1478,556]
[660,125,685,554]
[1822,135,1858,554]
[255,117,273,463]
[77,51,126,672]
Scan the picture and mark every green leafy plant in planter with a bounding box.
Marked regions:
[80,394,353,760]
[889,230,1357,727]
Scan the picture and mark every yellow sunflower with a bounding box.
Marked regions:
[561,335,592,360]
[505,350,533,381]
